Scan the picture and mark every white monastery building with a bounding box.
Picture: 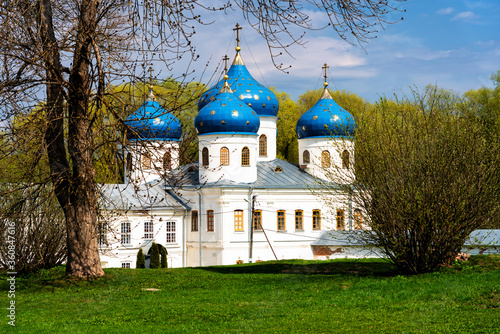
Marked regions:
[99,30,361,269]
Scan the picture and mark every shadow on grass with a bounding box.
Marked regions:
[199,259,399,277]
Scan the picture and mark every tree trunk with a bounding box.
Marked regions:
[39,0,104,277]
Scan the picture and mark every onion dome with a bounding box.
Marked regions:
[296,83,356,139]
[198,52,279,117]
[125,92,182,141]
[195,80,260,135]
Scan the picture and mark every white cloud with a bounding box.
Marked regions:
[451,11,480,21]
[436,7,454,15]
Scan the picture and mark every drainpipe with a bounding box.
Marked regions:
[182,208,187,268]
[197,189,202,267]
[248,188,254,263]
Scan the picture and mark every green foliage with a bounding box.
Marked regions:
[149,242,160,269]
[136,248,145,269]
[274,88,300,163]
[1,257,499,333]
[160,246,167,268]
[343,84,500,274]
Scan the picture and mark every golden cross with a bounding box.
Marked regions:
[322,63,329,83]
[223,55,230,75]
[233,23,242,48]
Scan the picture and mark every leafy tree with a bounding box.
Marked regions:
[274,89,300,163]
[0,0,405,277]
[160,246,168,268]
[322,85,500,274]
[136,248,146,269]
[150,242,160,269]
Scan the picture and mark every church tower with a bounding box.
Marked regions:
[296,64,357,182]
[124,89,182,184]
[198,24,279,162]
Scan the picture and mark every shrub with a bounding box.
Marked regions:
[136,248,145,269]
[150,242,159,269]
[160,246,167,268]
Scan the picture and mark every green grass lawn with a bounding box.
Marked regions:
[1,256,499,333]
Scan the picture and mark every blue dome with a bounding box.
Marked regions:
[125,100,182,141]
[198,52,279,116]
[195,83,260,135]
[296,88,356,139]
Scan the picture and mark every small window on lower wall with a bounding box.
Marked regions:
[191,211,199,232]
[295,210,303,230]
[253,210,262,230]
[277,210,286,231]
[234,210,244,231]
[354,209,363,229]
[336,209,345,230]
[313,210,321,230]
[121,262,131,269]
[236,260,244,264]
[207,210,214,232]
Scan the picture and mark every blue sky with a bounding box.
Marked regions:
[169,0,500,102]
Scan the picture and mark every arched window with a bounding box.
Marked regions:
[220,147,230,165]
[259,134,267,157]
[342,150,350,169]
[202,147,209,167]
[302,150,310,164]
[241,146,250,166]
[163,151,172,170]
[142,153,151,169]
[321,150,331,168]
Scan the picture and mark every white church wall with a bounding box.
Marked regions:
[257,116,278,162]
[198,134,259,184]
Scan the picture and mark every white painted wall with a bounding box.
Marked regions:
[198,134,258,184]
[257,116,278,162]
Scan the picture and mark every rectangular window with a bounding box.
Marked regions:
[144,221,154,239]
[98,221,108,247]
[207,210,214,232]
[234,210,244,231]
[295,210,303,230]
[354,209,363,229]
[166,221,176,243]
[191,211,199,232]
[313,210,321,230]
[121,262,131,269]
[253,210,262,230]
[120,222,131,245]
[336,209,345,230]
[277,210,286,231]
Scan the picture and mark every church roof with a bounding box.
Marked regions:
[169,159,339,190]
[100,182,190,211]
[296,87,356,139]
[125,100,182,141]
[198,51,279,117]
[194,82,260,135]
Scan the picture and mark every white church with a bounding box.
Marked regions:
[99,30,363,269]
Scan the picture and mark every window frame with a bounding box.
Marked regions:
[342,149,350,169]
[277,210,286,231]
[234,210,244,232]
[295,210,303,230]
[165,221,176,243]
[202,147,209,167]
[321,150,331,168]
[302,150,310,164]
[220,147,230,166]
[207,210,214,232]
[144,221,154,240]
[191,210,199,232]
[313,210,321,230]
[336,209,345,230]
[259,134,267,157]
[253,210,262,231]
[120,221,131,245]
[354,209,363,229]
[241,146,250,166]
[163,151,172,170]
[142,153,152,169]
